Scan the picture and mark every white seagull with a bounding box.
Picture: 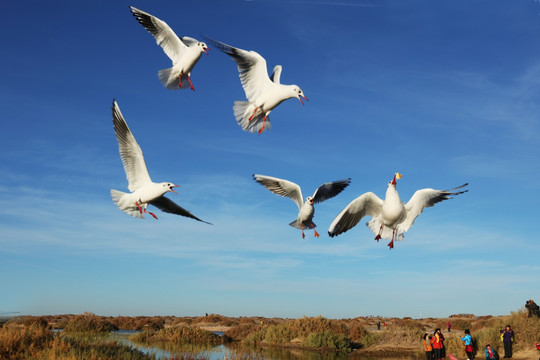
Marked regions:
[129,6,209,91]
[328,173,468,249]
[253,174,350,238]
[110,99,210,223]
[206,38,308,135]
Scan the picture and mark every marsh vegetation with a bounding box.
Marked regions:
[1,308,538,360]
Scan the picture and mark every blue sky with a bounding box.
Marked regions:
[1,0,539,319]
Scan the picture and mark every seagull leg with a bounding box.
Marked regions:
[248,107,259,121]
[387,229,395,249]
[188,75,195,91]
[313,229,320,237]
[143,209,158,219]
[135,201,143,214]
[258,115,268,135]
[178,73,184,88]
[301,224,305,239]
[374,224,383,241]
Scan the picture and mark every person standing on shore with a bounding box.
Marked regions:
[423,333,433,360]
[431,328,445,360]
[447,322,452,332]
[500,325,514,358]
[461,329,474,360]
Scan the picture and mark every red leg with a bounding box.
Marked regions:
[301,224,305,239]
[178,73,183,88]
[135,202,143,214]
[258,115,268,135]
[248,107,259,121]
[374,224,383,241]
[387,228,396,249]
[143,209,158,219]
[188,75,195,91]
[313,229,320,237]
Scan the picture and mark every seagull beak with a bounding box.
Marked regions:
[391,176,396,185]
[170,185,180,193]
[203,47,209,55]
[299,95,309,105]
[310,199,314,205]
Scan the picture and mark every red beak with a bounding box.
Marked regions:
[170,185,180,193]
[299,95,309,105]
[203,48,209,55]
[391,176,396,185]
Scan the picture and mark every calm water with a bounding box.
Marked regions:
[110,330,418,360]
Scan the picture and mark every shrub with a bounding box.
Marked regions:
[63,314,118,333]
[302,331,351,351]
[131,325,224,346]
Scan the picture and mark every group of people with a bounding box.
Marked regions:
[422,328,447,360]
[421,325,515,360]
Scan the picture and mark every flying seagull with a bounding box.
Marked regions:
[110,99,210,224]
[328,173,468,249]
[253,174,350,238]
[129,6,209,91]
[205,37,308,134]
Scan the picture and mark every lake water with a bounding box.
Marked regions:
[111,330,419,360]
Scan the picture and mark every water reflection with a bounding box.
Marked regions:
[111,330,418,360]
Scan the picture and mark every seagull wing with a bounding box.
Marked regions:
[112,100,152,192]
[311,178,351,204]
[252,174,303,210]
[328,192,384,237]
[270,65,282,84]
[150,196,212,224]
[130,6,187,63]
[205,38,272,102]
[399,183,469,233]
[180,36,199,46]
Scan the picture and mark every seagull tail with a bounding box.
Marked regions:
[233,101,271,134]
[110,189,144,219]
[157,67,189,90]
[367,219,405,241]
[289,220,316,230]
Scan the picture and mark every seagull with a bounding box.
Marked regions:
[205,38,308,135]
[328,173,468,249]
[253,174,350,238]
[129,6,209,91]
[110,99,210,224]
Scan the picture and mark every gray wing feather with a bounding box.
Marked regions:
[312,178,351,204]
[252,174,303,210]
[204,37,271,102]
[150,196,212,224]
[112,100,152,192]
[129,6,187,62]
[399,183,468,233]
[328,192,383,237]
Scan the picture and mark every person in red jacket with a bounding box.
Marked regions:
[431,328,445,360]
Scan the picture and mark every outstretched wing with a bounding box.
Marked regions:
[328,192,384,237]
[112,100,152,192]
[205,37,272,102]
[252,174,303,210]
[130,6,187,62]
[311,178,351,204]
[270,65,282,84]
[150,196,212,224]
[398,183,469,233]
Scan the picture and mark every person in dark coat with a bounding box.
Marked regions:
[500,325,514,358]
[526,299,540,318]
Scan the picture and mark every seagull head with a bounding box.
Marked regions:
[199,42,209,55]
[390,172,402,186]
[306,196,314,205]
[292,86,308,105]
[164,183,180,194]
